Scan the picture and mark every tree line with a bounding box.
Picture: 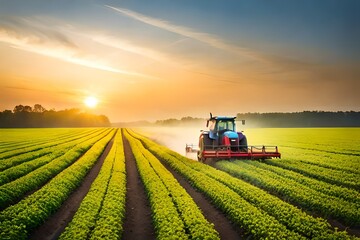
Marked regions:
[236,111,360,128]
[0,104,110,128]
[155,116,204,126]
[153,111,360,128]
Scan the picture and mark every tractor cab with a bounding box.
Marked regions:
[207,116,239,143]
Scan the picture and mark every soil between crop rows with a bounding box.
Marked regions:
[29,137,115,240]
[122,134,156,240]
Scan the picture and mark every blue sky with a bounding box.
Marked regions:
[0,0,359,121]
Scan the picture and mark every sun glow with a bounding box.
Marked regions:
[84,96,98,108]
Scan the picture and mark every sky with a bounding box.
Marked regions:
[0,0,359,122]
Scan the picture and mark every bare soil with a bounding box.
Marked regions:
[29,137,115,240]
[327,219,360,237]
[122,133,156,240]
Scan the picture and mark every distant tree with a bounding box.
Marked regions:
[155,118,179,126]
[33,104,46,113]
[2,110,12,115]
[13,105,32,113]
[13,105,24,113]
[23,105,32,112]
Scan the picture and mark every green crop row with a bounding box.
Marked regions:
[60,130,126,240]
[266,159,360,190]
[0,128,97,159]
[0,128,97,151]
[259,128,360,155]
[217,160,360,227]
[127,130,304,240]
[0,129,109,186]
[279,147,360,175]
[0,128,100,160]
[0,128,105,171]
[124,129,220,240]
[162,155,349,238]
[298,157,360,175]
[0,128,114,210]
[248,129,360,175]
[89,130,126,240]
[0,128,92,153]
[125,130,208,239]
[0,149,52,170]
[0,146,71,186]
[246,160,360,206]
[0,128,115,240]
[129,130,356,239]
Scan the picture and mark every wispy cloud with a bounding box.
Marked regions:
[0,17,153,78]
[105,5,267,63]
[105,5,322,76]
[4,85,81,97]
[91,34,168,62]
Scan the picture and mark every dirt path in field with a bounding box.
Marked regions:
[122,134,156,240]
[29,136,115,240]
[328,219,360,237]
[159,158,245,239]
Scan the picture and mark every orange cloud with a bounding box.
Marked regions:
[0,17,154,78]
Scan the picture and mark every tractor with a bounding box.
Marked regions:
[186,113,281,162]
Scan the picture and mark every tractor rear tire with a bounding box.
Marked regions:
[202,133,213,150]
[240,135,248,152]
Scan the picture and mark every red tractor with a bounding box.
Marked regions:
[186,113,281,162]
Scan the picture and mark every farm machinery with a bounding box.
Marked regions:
[186,113,281,162]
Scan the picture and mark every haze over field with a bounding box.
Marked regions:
[1,0,359,122]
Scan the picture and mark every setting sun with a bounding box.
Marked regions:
[84,96,98,108]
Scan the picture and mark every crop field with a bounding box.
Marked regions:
[0,127,359,239]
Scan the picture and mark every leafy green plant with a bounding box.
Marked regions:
[60,130,126,240]
[266,158,360,190]
[0,128,104,170]
[0,129,113,210]
[0,129,107,186]
[217,160,360,226]
[127,129,304,239]
[0,129,116,240]
[90,131,126,240]
[247,160,360,206]
[125,129,219,239]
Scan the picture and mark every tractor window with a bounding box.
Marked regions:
[227,121,235,131]
[218,121,226,131]
[217,120,235,131]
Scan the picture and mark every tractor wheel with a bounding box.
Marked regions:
[239,135,248,152]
